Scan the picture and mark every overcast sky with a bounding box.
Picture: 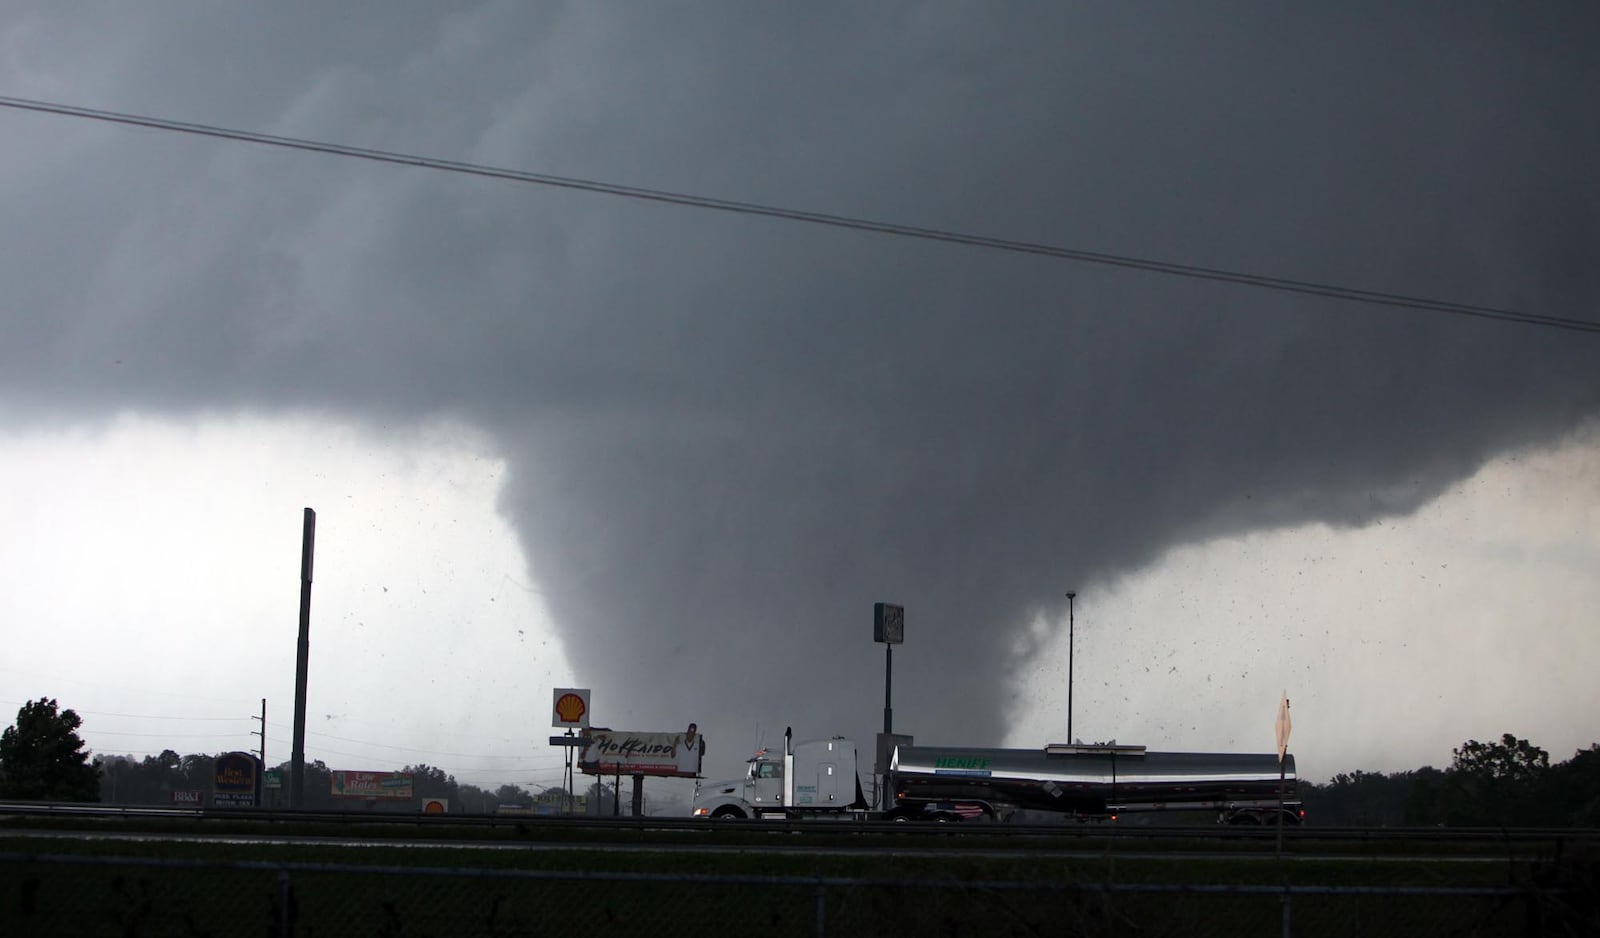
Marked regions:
[2,3,1597,796]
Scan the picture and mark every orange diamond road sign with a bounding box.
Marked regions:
[1275,692,1292,763]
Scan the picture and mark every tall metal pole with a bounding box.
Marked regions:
[1066,592,1076,744]
[873,602,904,812]
[882,642,893,811]
[883,643,893,737]
[291,508,316,809]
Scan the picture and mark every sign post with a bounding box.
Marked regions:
[1275,691,1292,856]
[873,602,905,811]
[552,688,591,815]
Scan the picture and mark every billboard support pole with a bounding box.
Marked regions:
[564,729,575,815]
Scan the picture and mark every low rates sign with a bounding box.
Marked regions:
[331,770,415,799]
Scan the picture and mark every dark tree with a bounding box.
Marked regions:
[267,758,338,809]
[586,779,620,816]
[493,783,532,805]
[1403,766,1449,826]
[457,783,494,814]
[1441,734,1554,826]
[1452,734,1550,783]
[403,764,459,802]
[1549,745,1600,826]
[0,698,101,801]
[1300,736,1600,829]
[1300,769,1421,827]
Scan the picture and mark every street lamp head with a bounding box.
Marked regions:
[1066,591,1076,601]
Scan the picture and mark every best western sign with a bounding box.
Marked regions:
[213,752,261,807]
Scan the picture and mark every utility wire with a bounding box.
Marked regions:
[304,729,556,762]
[85,731,249,740]
[71,708,252,723]
[4,94,1595,335]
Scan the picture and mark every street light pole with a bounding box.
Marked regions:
[1065,591,1076,744]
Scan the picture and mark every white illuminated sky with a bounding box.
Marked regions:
[5,414,1596,788]
[1,414,578,794]
[1009,422,1600,774]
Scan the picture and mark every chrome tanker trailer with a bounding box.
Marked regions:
[888,743,1302,824]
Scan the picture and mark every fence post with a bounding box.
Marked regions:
[1280,888,1291,938]
[278,870,294,938]
[814,883,827,937]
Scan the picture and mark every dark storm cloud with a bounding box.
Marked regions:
[2,4,1596,754]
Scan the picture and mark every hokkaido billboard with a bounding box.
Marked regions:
[579,724,705,778]
[331,770,415,799]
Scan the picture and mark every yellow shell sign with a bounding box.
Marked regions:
[555,694,586,721]
[552,687,591,728]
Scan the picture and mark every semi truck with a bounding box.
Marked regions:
[692,730,1301,824]
[690,732,870,819]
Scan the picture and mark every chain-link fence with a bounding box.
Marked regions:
[2,851,1591,937]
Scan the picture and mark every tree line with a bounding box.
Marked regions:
[95,752,619,814]
[1299,734,1600,827]
[5,699,1598,825]
[0,698,629,812]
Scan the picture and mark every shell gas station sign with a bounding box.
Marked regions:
[552,688,590,729]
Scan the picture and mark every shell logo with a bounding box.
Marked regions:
[555,693,587,723]
[422,798,448,814]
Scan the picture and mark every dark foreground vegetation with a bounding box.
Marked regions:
[1301,735,1600,828]
[4,814,1598,937]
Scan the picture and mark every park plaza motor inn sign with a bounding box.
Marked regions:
[213,752,262,807]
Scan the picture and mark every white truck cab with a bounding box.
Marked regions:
[691,730,866,819]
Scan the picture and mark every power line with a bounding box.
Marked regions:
[3,94,1594,335]
[71,709,252,723]
[85,730,248,740]
[286,726,549,760]
[303,730,556,762]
